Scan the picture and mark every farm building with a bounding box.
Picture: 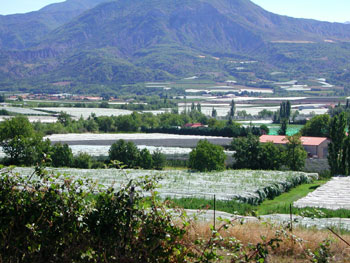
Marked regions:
[259,135,329,158]
[184,123,206,128]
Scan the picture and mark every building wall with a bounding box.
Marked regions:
[303,145,317,157]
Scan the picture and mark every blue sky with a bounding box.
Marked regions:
[0,0,349,23]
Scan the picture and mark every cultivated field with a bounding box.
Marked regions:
[35,107,132,119]
[45,133,233,147]
[294,177,350,210]
[11,168,317,205]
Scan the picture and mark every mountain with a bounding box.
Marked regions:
[0,0,109,50]
[1,0,350,95]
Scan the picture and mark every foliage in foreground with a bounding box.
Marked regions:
[0,165,338,262]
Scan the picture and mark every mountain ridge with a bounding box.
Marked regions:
[1,0,350,95]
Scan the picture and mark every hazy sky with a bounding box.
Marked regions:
[251,0,350,23]
[0,0,349,23]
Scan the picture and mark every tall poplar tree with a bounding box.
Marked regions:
[229,100,236,118]
[328,112,347,175]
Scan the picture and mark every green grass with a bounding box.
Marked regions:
[165,180,350,218]
[166,197,255,216]
[256,180,327,215]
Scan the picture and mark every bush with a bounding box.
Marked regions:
[189,140,226,172]
[0,168,189,262]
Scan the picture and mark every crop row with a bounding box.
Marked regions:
[11,168,317,205]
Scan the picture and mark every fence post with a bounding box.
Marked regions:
[290,204,293,232]
[214,194,216,230]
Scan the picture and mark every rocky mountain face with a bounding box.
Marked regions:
[1,0,350,93]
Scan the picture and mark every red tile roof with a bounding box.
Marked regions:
[184,123,204,128]
[260,135,328,146]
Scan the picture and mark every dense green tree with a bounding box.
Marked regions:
[0,116,48,165]
[286,101,291,121]
[191,102,195,111]
[328,112,347,175]
[189,140,226,172]
[229,100,236,118]
[138,148,153,169]
[259,142,284,170]
[57,111,72,126]
[51,143,74,167]
[259,124,269,135]
[96,116,115,132]
[300,114,330,137]
[196,103,201,113]
[0,94,5,103]
[152,149,166,170]
[99,101,110,108]
[231,135,285,170]
[211,107,217,118]
[278,119,288,135]
[109,140,140,168]
[258,109,273,119]
[84,118,99,132]
[274,101,292,124]
[231,134,261,169]
[73,152,92,169]
[283,134,307,171]
[115,115,139,132]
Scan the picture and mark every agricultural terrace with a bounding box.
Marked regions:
[12,168,317,205]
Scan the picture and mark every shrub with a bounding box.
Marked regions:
[0,167,189,262]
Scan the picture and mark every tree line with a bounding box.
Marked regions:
[0,116,166,169]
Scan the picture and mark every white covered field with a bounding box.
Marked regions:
[11,168,317,204]
[35,107,132,119]
[294,177,350,210]
[45,133,233,148]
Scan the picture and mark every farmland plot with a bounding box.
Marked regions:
[45,133,233,147]
[1,107,50,115]
[294,177,350,210]
[35,107,132,119]
[11,168,317,205]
